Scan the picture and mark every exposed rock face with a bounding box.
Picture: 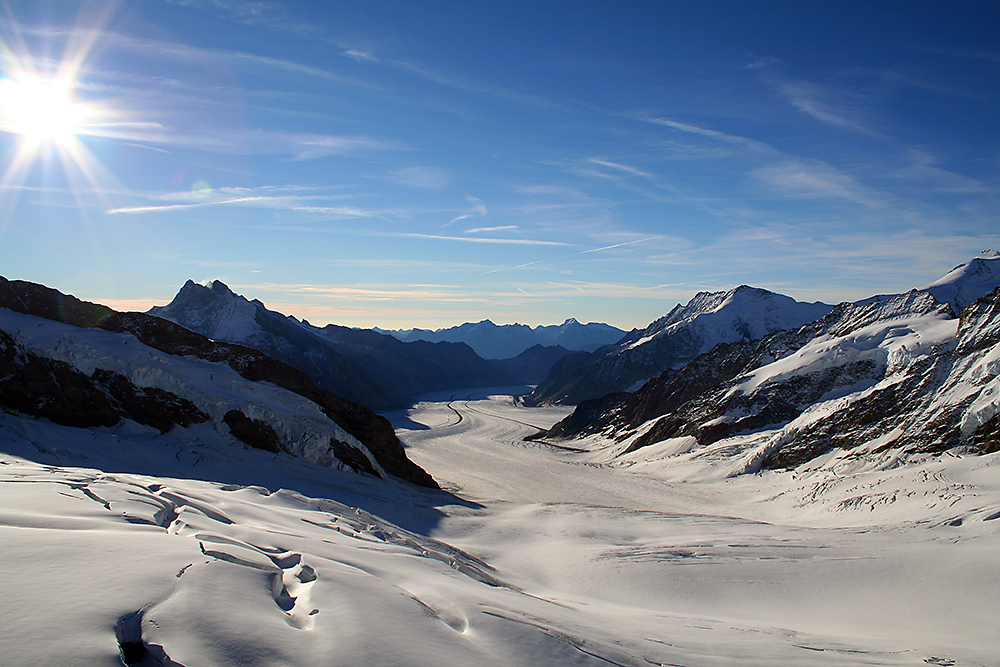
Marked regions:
[539,287,1000,470]
[526,286,833,407]
[0,277,438,488]
[0,329,209,433]
[330,439,382,478]
[223,410,280,453]
[149,280,514,409]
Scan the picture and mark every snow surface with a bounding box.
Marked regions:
[2,384,998,665]
[732,309,958,397]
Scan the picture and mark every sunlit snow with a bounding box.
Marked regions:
[2,386,997,666]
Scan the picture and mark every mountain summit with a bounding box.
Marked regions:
[150,281,513,409]
[525,285,833,406]
[921,250,1000,312]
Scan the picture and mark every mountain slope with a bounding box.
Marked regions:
[386,318,626,359]
[150,280,513,409]
[0,276,437,487]
[489,344,573,385]
[539,285,999,476]
[526,285,833,406]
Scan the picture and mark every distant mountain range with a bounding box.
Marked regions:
[531,251,1000,473]
[150,280,517,410]
[380,318,626,359]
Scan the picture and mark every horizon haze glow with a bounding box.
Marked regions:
[0,1,997,329]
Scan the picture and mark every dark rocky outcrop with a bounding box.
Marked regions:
[0,329,209,433]
[0,276,438,488]
[223,410,280,453]
[330,439,382,478]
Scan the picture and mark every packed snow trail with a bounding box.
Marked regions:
[0,387,997,665]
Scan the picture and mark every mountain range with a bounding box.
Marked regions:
[0,277,437,488]
[149,280,519,410]
[532,251,1000,475]
[381,318,625,359]
[524,285,834,406]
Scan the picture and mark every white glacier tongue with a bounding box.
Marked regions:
[3,388,998,667]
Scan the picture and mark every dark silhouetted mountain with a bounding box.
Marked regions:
[489,344,573,385]
[382,318,626,359]
[149,280,513,409]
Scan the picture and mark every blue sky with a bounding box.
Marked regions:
[0,1,997,329]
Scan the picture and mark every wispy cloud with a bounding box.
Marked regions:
[448,195,487,224]
[343,49,378,63]
[635,115,773,153]
[106,184,385,217]
[578,237,659,255]
[158,0,321,37]
[775,78,881,136]
[391,166,451,189]
[23,27,367,88]
[750,160,886,208]
[588,158,651,178]
[394,232,571,247]
[466,225,517,234]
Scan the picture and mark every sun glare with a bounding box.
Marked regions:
[0,75,85,145]
[0,5,124,219]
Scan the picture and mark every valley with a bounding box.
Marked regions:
[4,386,994,666]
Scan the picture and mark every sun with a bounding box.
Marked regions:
[0,75,86,146]
[0,8,122,217]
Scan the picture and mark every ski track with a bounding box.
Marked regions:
[1,389,998,665]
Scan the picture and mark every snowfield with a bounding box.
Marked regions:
[2,387,998,666]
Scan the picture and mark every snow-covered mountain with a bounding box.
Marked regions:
[0,277,436,488]
[525,285,833,406]
[921,249,1000,312]
[150,280,514,409]
[536,277,1000,477]
[383,318,626,359]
